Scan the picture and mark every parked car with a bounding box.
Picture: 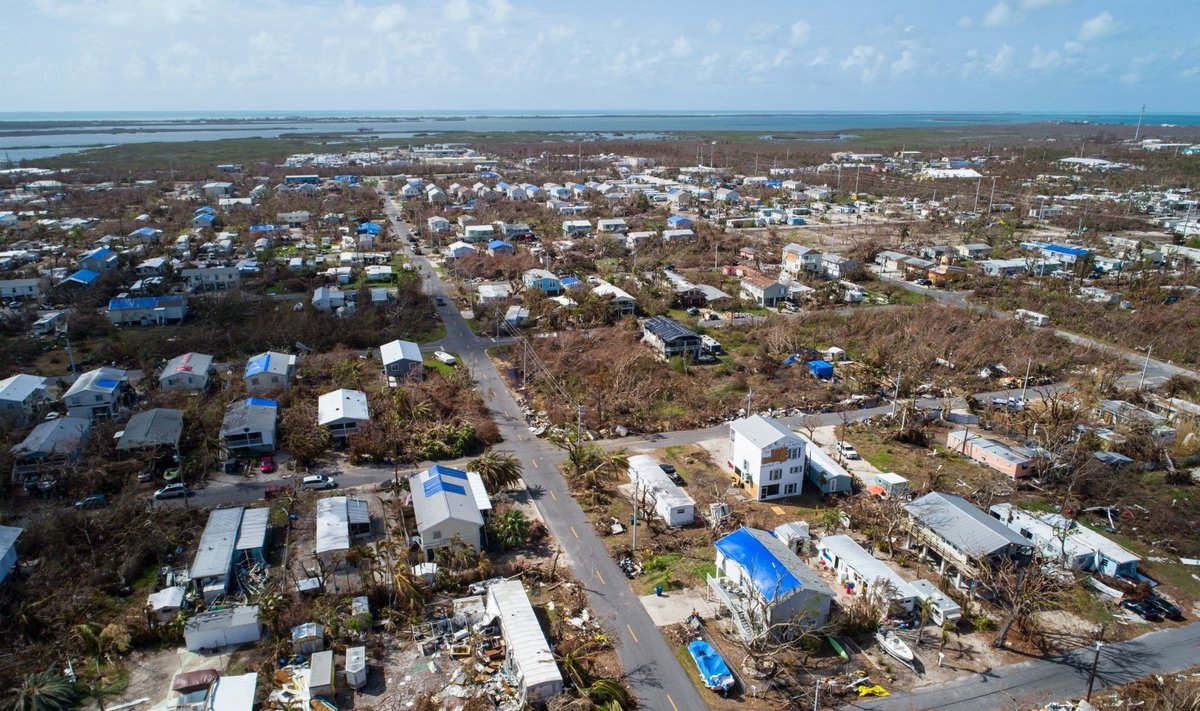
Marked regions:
[916,278,933,286]
[300,474,338,491]
[259,455,276,474]
[686,307,700,316]
[154,483,192,500]
[1144,595,1184,621]
[74,494,108,510]
[435,296,445,306]
[836,441,860,460]
[433,350,457,366]
[659,463,683,484]
[137,469,154,482]
[1120,598,1163,622]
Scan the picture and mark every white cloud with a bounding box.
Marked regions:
[444,0,471,23]
[986,44,1014,73]
[1028,45,1063,70]
[841,45,883,81]
[957,15,973,28]
[671,36,693,58]
[1077,11,1116,42]
[789,20,810,45]
[1119,71,1139,84]
[487,0,512,24]
[372,5,408,33]
[809,47,830,67]
[705,19,722,35]
[982,2,1018,27]
[891,50,916,74]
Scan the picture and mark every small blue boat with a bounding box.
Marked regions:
[687,640,735,692]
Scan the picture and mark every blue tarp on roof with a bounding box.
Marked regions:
[1043,244,1091,257]
[64,269,100,285]
[333,175,358,183]
[487,239,512,250]
[356,223,381,235]
[247,398,278,408]
[85,247,115,260]
[667,215,693,226]
[560,277,583,289]
[807,360,834,379]
[244,353,272,378]
[249,224,279,232]
[478,171,499,179]
[95,378,120,390]
[715,528,801,601]
[195,206,216,215]
[422,464,468,496]
[109,297,165,310]
[129,227,159,238]
[766,180,783,188]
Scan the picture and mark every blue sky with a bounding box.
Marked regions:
[3,0,1197,112]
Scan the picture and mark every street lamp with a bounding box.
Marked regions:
[1085,640,1104,702]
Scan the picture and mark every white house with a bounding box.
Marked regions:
[709,527,833,642]
[380,339,423,380]
[592,281,637,316]
[220,398,278,453]
[727,416,806,500]
[184,606,262,652]
[0,374,51,427]
[315,496,372,562]
[446,241,476,260]
[181,266,241,292]
[816,534,920,613]
[62,367,128,420]
[427,216,451,233]
[160,352,214,392]
[0,278,43,303]
[409,465,491,554]
[485,581,565,702]
[627,455,695,528]
[317,388,370,440]
[988,503,1140,578]
[243,351,294,395]
[596,218,629,234]
[562,219,592,236]
[782,244,822,278]
[739,272,788,307]
[107,295,188,326]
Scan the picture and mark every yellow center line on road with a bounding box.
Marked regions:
[549,489,557,501]
[626,624,639,643]
[595,569,605,585]
[667,694,679,711]
[570,526,579,538]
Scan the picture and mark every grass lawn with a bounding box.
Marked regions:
[850,426,1009,493]
[423,355,457,377]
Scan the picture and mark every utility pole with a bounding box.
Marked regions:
[813,678,821,711]
[1138,345,1153,390]
[1086,638,1105,702]
[1133,104,1145,141]
[631,483,638,552]
[714,242,718,269]
[521,340,528,390]
[891,374,902,417]
[853,165,861,195]
[745,388,753,415]
[1020,356,1032,404]
[576,404,583,435]
[973,178,981,214]
[987,176,997,214]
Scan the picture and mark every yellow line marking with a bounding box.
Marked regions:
[549,489,557,501]
[570,526,579,538]
[595,569,605,585]
[626,624,639,643]
[667,694,679,711]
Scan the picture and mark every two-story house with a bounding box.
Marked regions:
[739,271,788,307]
[641,316,701,360]
[220,398,278,453]
[62,367,130,420]
[181,266,241,292]
[78,247,119,273]
[522,269,562,296]
[727,415,807,500]
[781,244,822,280]
[0,374,52,427]
[904,492,1032,590]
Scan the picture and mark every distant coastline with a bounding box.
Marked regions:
[3,110,1198,162]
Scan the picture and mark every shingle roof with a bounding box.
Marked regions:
[117,408,184,451]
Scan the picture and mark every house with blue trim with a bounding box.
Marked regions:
[79,247,119,273]
[709,527,834,641]
[243,351,295,396]
[523,269,562,295]
[409,465,492,554]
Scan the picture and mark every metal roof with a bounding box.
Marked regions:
[0,374,47,403]
[317,389,370,427]
[410,465,486,532]
[117,408,184,451]
[730,415,797,450]
[244,351,291,379]
[486,581,563,697]
[161,352,214,381]
[219,399,278,438]
[235,508,270,551]
[380,339,422,366]
[10,416,91,459]
[989,503,1139,567]
[642,315,697,343]
[190,508,245,580]
[184,605,260,633]
[817,534,919,600]
[716,527,828,602]
[905,492,1030,558]
[627,454,694,511]
[315,497,370,554]
[63,367,126,399]
[0,525,22,559]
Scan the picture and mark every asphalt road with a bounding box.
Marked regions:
[842,621,1200,711]
[379,196,707,711]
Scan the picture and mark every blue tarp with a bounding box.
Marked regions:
[487,240,512,251]
[244,353,273,378]
[357,223,381,235]
[808,360,834,379]
[249,224,279,232]
[560,276,583,289]
[247,398,278,408]
[129,227,159,238]
[1043,244,1090,257]
[782,353,799,366]
[714,528,801,601]
[687,640,735,692]
[63,269,99,285]
[417,464,469,497]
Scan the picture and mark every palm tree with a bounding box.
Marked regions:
[467,449,523,493]
[488,509,532,550]
[1,671,78,711]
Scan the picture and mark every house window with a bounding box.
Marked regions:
[762,484,780,498]
[431,530,442,540]
[768,469,782,481]
[95,395,103,403]
[784,483,798,495]
[789,466,801,474]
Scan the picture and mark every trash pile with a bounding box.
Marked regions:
[617,553,642,579]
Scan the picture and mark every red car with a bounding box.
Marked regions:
[259,455,276,473]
